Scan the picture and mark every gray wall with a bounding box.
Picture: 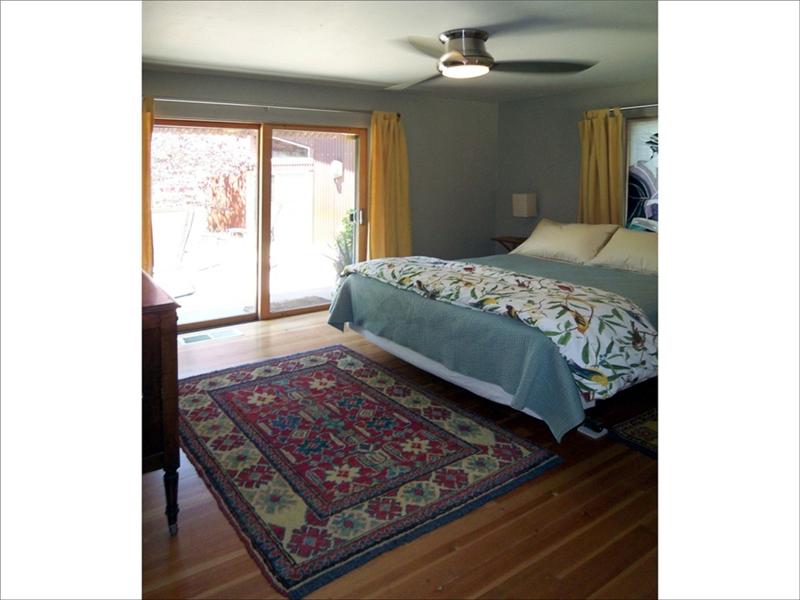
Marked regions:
[494,80,658,240]
[143,68,499,259]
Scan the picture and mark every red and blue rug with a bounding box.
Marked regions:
[179,345,560,598]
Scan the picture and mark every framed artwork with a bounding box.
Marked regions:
[625,116,658,230]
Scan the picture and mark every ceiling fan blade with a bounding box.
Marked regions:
[492,60,596,74]
[406,35,444,59]
[385,73,441,91]
[480,16,571,38]
[480,13,656,38]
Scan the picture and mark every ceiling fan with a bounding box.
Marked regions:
[387,28,596,91]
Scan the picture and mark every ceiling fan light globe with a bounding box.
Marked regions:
[439,64,490,79]
[437,50,493,79]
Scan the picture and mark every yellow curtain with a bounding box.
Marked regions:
[142,97,155,274]
[578,107,624,225]
[368,111,411,258]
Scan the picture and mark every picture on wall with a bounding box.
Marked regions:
[625,117,658,230]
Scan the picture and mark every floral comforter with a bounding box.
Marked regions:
[340,256,658,403]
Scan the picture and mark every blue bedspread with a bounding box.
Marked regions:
[328,254,658,441]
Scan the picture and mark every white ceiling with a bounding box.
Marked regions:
[142,0,657,101]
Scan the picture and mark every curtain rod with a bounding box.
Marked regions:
[613,104,658,111]
[153,97,399,118]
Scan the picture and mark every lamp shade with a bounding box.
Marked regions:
[512,193,538,217]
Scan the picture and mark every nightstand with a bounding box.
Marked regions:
[491,236,527,252]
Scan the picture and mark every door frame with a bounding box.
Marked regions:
[150,119,368,330]
[259,124,368,320]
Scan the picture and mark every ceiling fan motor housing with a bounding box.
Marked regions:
[438,28,494,71]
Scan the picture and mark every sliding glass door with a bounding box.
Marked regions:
[265,126,367,316]
[149,119,366,328]
[150,121,260,327]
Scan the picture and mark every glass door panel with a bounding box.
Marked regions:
[269,129,359,313]
[151,123,259,326]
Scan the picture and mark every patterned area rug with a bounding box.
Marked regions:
[179,345,561,598]
[609,408,658,458]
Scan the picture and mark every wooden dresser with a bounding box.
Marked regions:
[142,271,180,535]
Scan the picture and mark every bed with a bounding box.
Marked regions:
[328,250,658,442]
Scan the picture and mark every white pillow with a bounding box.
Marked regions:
[588,228,658,274]
[510,218,619,264]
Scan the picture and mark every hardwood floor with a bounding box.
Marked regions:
[143,311,657,599]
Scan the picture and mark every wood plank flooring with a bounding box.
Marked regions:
[143,311,657,599]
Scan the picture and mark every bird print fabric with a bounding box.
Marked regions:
[339,256,657,404]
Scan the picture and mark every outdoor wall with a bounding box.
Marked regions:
[143,68,499,259]
[494,80,658,240]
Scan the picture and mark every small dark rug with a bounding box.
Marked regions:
[178,345,561,598]
[609,408,657,458]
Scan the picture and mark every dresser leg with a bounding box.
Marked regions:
[164,469,179,536]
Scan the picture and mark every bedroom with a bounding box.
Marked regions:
[1,2,798,600]
[139,1,660,596]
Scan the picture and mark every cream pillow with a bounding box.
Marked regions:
[510,218,619,264]
[588,228,658,274]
